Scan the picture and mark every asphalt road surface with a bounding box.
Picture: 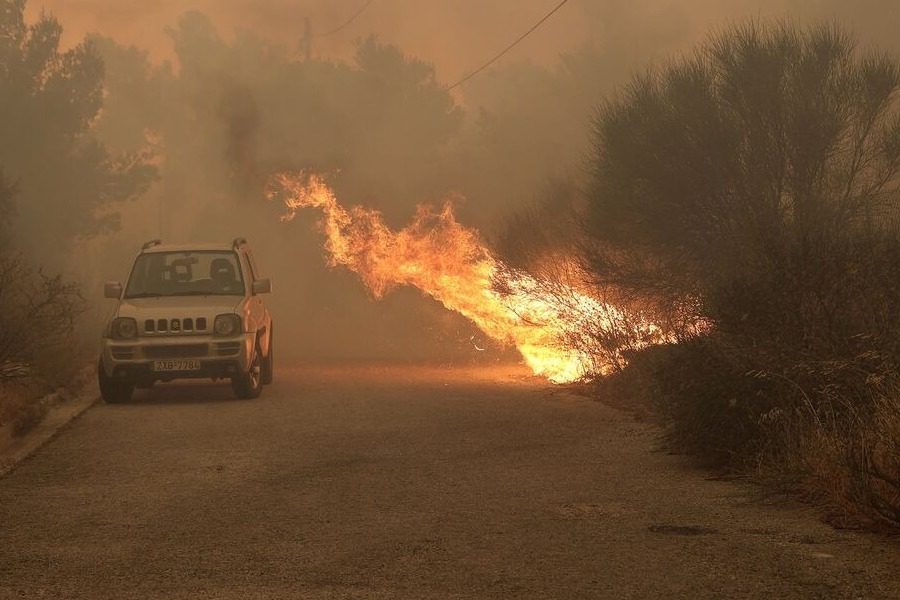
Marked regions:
[1,364,898,599]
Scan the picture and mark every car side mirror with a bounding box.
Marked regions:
[252,278,272,295]
[104,281,123,299]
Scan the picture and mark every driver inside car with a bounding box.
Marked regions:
[210,258,240,294]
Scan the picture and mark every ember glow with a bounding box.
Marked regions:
[268,172,653,383]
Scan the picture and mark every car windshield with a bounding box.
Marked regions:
[124,251,245,298]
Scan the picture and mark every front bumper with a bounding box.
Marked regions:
[100,333,254,382]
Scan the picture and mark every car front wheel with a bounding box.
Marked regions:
[232,347,262,399]
[98,360,134,404]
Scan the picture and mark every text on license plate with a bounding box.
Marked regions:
[153,359,202,372]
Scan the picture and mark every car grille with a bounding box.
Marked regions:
[143,344,209,359]
[144,317,208,335]
[216,342,242,356]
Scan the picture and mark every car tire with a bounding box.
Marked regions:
[98,360,134,404]
[261,327,274,385]
[232,346,263,399]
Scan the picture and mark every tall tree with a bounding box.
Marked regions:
[0,0,156,264]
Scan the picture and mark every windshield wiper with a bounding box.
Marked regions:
[124,292,165,299]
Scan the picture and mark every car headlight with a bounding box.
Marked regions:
[214,314,242,337]
[111,317,138,340]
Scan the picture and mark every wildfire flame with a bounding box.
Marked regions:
[268,172,651,383]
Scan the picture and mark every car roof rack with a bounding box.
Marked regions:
[142,239,162,250]
[232,237,248,250]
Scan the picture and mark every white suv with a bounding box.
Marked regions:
[99,238,274,403]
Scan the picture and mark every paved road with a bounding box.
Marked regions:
[1,364,897,599]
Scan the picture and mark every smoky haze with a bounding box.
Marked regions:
[27,1,900,72]
[14,0,900,363]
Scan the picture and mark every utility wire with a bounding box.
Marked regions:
[317,0,376,37]
[444,0,570,91]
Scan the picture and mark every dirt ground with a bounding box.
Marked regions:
[0,364,897,599]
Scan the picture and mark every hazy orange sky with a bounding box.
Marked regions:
[25,0,597,81]
[23,1,898,86]
[20,1,814,82]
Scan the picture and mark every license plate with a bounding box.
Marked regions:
[153,359,202,372]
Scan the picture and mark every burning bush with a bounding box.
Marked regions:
[495,177,706,383]
[269,172,668,383]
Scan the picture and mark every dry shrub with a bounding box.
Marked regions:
[0,254,83,435]
[600,337,900,532]
[0,254,84,380]
[601,337,784,465]
[781,371,900,529]
[572,20,900,530]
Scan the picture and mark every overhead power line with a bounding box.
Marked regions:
[317,0,376,37]
[444,0,570,91]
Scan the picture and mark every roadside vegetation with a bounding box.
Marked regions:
[0,175,85,435]
[505,21,900,530]
[0,1,147,435]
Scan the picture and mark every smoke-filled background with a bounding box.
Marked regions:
[10,0,900,363]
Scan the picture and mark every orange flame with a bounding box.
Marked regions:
[268,172,651,383]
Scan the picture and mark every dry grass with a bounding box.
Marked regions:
[0,376,53,437]
[789,389,900,529]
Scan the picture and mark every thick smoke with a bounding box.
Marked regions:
[17,0,900,363]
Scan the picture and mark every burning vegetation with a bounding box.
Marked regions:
[268,172,665,383]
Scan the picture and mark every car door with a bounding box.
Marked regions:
[242,250,270,351]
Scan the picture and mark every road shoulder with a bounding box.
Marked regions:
[0,380,99,478]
